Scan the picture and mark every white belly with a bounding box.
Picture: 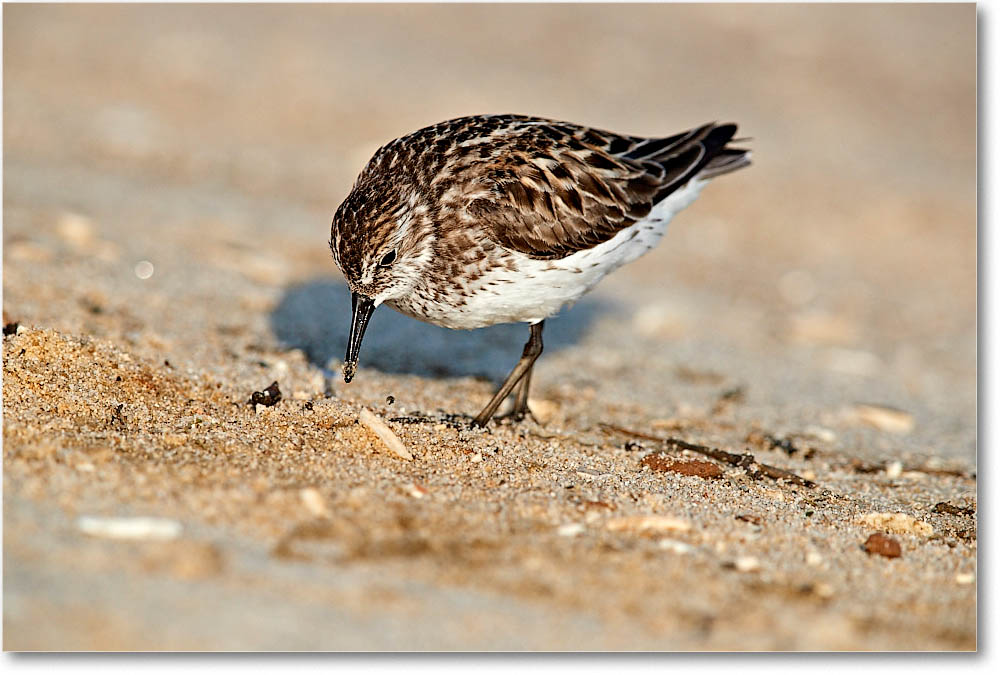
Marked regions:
[434,179,709,329]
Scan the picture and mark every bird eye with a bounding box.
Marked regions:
[378,249,397,267]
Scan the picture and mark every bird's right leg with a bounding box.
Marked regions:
[492,364,536,423]
[471,321,544,427]
[504,364,535,422]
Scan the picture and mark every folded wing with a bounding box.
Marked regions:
[476,121,748,260]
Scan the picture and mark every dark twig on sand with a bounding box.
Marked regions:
[932,501,976,517]
[389,411,470,429]
[665,437,816,488]
[600,423,816,488]
[841,458,974,481]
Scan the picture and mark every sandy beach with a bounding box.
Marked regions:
[2,4,976,650]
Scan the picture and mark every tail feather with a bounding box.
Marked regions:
[602,121,750,205]
[698,147,752,179]
[643,123,749,203]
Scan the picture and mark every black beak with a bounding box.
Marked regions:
[343,292,376,383]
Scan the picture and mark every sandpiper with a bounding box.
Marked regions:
[329,114,750,426]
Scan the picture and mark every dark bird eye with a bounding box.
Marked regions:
[378,249,397,267]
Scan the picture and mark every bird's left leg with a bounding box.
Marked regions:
[471,321,544,427]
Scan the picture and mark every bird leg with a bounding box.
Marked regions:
[508,364,535,421]
[494,364,536,423]
[472,321,544,427]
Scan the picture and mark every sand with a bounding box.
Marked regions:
[2,4,976,650]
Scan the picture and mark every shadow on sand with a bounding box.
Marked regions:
[269,279,612,383]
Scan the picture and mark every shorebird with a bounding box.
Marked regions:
[329,114,750,426]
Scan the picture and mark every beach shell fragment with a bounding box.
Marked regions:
[658,539,694,554]
[852,404,915,434]
[77,516,182,541]
[858,512,933,536]
[359,408,413,460]
[605,515,691,534]
[557,523,585,537]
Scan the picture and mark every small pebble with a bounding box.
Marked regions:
[658,539,693,554]
[863,532,902,558]
[557,523,585,537]
[885,460,903,479]
[299,488,330,518]
[735,556,760,572]
[955,573,975,585]
[405,483,428,499]
[806,551,823,567]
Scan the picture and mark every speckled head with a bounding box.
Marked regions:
[329,145,440,381]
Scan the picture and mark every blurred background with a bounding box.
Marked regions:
[2,3,977,650]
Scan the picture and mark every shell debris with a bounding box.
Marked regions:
[858,512,933,536]
[658,539,694,554]
[605,515,692,534]
[735,556,761,572]
[852,403,915,434]
[359,407,413,460]
[77,516,182,541]
[557,523,586,537]
[405,483,429,499]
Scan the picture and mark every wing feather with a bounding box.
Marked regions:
[475,120,747,260]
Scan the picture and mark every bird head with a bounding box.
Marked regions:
[329,174,435,383]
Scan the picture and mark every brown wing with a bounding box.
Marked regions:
[474,120,745,260]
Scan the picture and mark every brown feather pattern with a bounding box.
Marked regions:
[331,114,749,303]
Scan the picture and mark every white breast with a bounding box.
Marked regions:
[435,178,709,329]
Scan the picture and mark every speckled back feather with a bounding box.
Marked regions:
[331,114,748,269]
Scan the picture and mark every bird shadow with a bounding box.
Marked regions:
[269,279,612,383]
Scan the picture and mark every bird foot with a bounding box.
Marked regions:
[496,404,539,425]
